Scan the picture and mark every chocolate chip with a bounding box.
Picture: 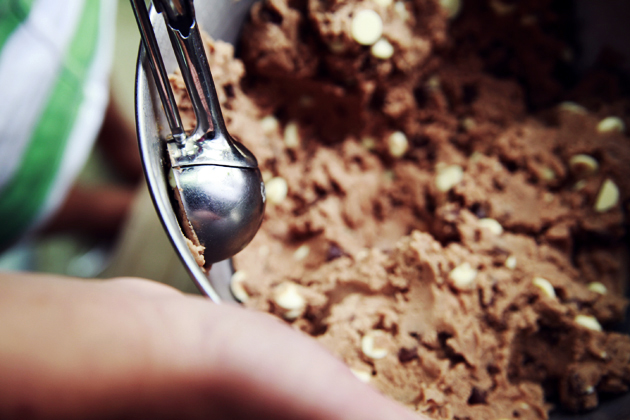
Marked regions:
[467,387,488,405]
[398,347,418,363]
[260,6,283,25]
[224,84,235,98]
[470,202,487,218]
[462,84,478,105]
[413,86,429,108]
[487,364,500,375]
[326,243,344,261]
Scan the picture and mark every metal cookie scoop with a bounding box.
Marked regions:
[131,0,265,297]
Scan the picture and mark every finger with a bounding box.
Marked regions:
[182,303,428,420]
[105,276,183,297]
[0,273,427,420]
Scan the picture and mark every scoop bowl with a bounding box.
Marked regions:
[171,163,264,265]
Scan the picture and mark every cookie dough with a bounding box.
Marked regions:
[170,1,630,418]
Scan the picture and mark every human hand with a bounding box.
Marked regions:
[0,273,427,420]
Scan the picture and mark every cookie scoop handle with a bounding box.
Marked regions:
[155,0,228,143]
[130,0,185,140]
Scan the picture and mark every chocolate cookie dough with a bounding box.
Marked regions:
[170,1,630,418]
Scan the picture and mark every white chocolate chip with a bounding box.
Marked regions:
[439,0,461,18]
[505,255,517,270]
[258,244,270,259]
[436,164,464,192]
[168,169,177,189]
[265,177,288,204]
[569,154,598,176]
[361,136,377,150]
[541,167,556,181]
[261,170,273,182]
[597,116,625,134]
[351,9,383,46]
[387,131,409,158]
[587,282,607,295]
[594,179,619,212]
[329,39,346,54]
[478,218,503,235]
[575,314,602,332]
[361,330,389,359]
[393,1,409,20]
[371,38,394,59]
[532,277,555,298]
[356,248,370,261]
[282,309,302,321]
[350,368,372,383]
[284,121,300,148]
[449,262,478,289]
[373,0,393,7]
[462,117,477,131]
[260,115,279,134]
[543,192,555,203]
[273,282,306,320]
[490,0,516,15]
[426,75,441,90]
[470,151,484,163]
[383,170,395,181]
[558,101,588,115]
[274,284,304,310]
[573,180,587,191]
[293,244,310,261]
[230,271,249,302]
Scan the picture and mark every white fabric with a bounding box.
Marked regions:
[32,0,118,232]
[0,0,85,187]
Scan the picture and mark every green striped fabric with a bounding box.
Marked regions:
[0,0,101,249]
[0,0,36,51]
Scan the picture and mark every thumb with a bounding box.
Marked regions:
[180,300,429,420]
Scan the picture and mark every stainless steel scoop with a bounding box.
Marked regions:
[132,0,264,300]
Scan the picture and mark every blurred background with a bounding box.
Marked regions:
[0,0,198,293]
